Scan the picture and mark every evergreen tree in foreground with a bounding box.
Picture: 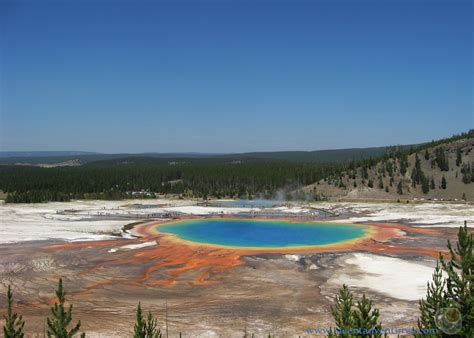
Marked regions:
[352,294,382,338]
[418,221,473,337]
[134,302,146,338]
[46,279,85,338]
[134,303,162,338]
[331,284,354,335]
[145,311,162,338]
[330,284,382,337]
[417,262,448,337]
[439,221,473,336]
[3,285,25,338]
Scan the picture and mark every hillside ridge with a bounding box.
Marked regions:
[305,131,474,201]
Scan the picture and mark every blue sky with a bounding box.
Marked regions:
[1,0,472,153]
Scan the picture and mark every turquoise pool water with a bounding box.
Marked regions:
[158,219,367,248]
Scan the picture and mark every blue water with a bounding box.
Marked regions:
[158,219,367,248]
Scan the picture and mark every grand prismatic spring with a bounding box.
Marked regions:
[156,219,369,248]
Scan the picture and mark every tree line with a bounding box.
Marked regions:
[1,130,472,203]
[0,160,348,203]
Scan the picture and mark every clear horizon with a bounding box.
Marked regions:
[0,127,469,154]
[1,0,472,153]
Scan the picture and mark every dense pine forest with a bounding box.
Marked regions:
[0,159,345,202]
[0,130,472,203]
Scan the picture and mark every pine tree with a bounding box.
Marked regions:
[435,148,449,171]
[352,294,382,337]
[461,164,471,184]
[134,303,146,338]
[418,222,473,337]
[439,222,473,336]
[456,148,462,167]
[331,284,354,335]
[425,149,430,161]
[134,303,162,338]
[397,181,403,195]
[145,311,162,338]
[46,279,84,338]
[422,176,430,194]
[362,167,369,180]
[414,154,423,184]
[400,154,409,176]
[430,177,435,190]
[3,285,25,338]
[330,285,383,337]
[411,169,417,188]
[441,176,447,189]
[417,262,447,336]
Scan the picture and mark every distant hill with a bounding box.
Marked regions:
[305,130,474,201]
[2,130,471,181]
[0,151,98,158]
[0,153,207,165]
[0,146,403,165]
[219,147,392,163]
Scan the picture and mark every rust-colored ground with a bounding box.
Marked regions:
[45,219,444,289]
[0,218,455,337]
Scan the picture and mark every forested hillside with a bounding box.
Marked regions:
[306,130,474,201]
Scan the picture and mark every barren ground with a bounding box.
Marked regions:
[0,199,471,337]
